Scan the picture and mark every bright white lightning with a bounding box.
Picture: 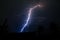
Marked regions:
[20,5,41,32]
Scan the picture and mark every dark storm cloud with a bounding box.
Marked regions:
[1,0,60,32]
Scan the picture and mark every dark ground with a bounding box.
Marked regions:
[1,20,60,39]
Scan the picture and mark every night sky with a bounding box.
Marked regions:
[1,0,60,32]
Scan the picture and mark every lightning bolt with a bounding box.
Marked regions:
[20,5,41,32]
